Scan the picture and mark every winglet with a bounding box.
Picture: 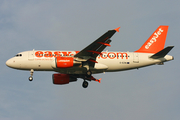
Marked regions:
[114,27,120,32]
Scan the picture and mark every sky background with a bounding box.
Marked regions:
[0,0,180,120]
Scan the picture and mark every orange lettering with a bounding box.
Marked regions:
[62,52,72,56]
[117,52,128,59]
[35,51,43,57]
[54,51,61,57]
[108,52,116,59]
[70,51,79,56]
[100,52,107,59]
[44,51,53,57]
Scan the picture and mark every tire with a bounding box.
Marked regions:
[29,76,33,81]
[82,81,88,88]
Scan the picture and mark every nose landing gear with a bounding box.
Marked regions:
[28,69,34,81]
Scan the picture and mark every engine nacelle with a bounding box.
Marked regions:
[52,73,77,85]
[56,57,73,68]
[51,57,81,68]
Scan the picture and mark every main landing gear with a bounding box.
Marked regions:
[28,69,34,81]
[86,70,92,77]
[82,80,89,88]
[80,70,91,88]
[81,71,101,88]
[81,70,92,88]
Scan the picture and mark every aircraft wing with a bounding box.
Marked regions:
[74,27,120,62]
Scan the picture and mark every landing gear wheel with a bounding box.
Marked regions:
[29,76,33,81]
[82,81,88,88]
[29,69,34,81]
[86,70,92,77]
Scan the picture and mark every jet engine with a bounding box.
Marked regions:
[52,73,77,85]
[51,57,81,68]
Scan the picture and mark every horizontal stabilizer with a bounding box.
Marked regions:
[150,46,174,59]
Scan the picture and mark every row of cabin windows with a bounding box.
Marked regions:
[36,54,73,57]
[35,54,130,58]
[99,55,130,58]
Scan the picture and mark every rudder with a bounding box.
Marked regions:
[135,26,169,53]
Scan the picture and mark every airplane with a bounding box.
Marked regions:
[6,25,174,88]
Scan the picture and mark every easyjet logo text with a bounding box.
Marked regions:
[35,51,79,58]
[97,52,129,59]
[145,28,164,49]
[35,51,129,59]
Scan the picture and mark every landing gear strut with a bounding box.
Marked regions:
[82,70,91,88]
[86,70,92,77]
[29,69,34,81]
[82,81,88,88]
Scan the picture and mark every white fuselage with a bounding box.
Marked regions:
[6,50,173,74]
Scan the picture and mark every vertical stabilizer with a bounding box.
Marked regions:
[135,26,169,53]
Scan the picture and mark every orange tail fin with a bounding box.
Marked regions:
[135,26,169,53]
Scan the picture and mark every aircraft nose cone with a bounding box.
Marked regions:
[6,59,12,67]
[6,58,15,68]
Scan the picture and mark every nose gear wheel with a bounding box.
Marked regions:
[29,76,33,81]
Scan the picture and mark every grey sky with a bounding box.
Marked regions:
[0,0,180,120]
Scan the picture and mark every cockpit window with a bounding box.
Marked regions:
[15,54,22,57]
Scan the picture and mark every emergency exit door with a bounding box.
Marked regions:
[133,53,139,63]
[28,50,34,60]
